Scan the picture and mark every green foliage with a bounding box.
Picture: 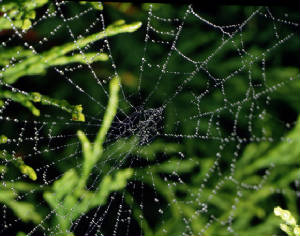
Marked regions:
[0,0,104,31]
[76,76,120,191]
[0,89,87,120]
[0,2,299,236]
[0,18,141,118]
[0,0,141,121]
[0,134,8,144]
[0,1,142,233]
[0,147,41,224]
[0,190,42,223]
[0,0,48,31]
[274,207,300,236]
[44,76,133,235]
[0,20,141,84]
[78,1,103,11]
[0,149,37,181]
[124,116,300,236]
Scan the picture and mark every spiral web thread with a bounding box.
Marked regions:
[0,1,299,236]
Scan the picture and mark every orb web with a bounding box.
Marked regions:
[0,1,299,236]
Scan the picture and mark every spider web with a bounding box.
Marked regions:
[0,1,299,236]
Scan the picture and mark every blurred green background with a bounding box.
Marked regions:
[0,1,299,236]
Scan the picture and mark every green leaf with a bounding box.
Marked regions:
[79,1,103,11]
[76,76,120,192]
[0,90,40,116]
[93,168,133,206]
[0,150,37,181]
[0,190,15,202]
[6,200,42,223]
[0,0,48,31]
[0,190,41,224]
[22,18,31,30]
[1,21,141,84]
[18,162,37,181]
[43,76,133,235]
[93,76,120,156]
[53,169,79,200]
[0,89,85,121]
[274,206,297,226]
[0,135,8,144]
[239,117,300,176]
